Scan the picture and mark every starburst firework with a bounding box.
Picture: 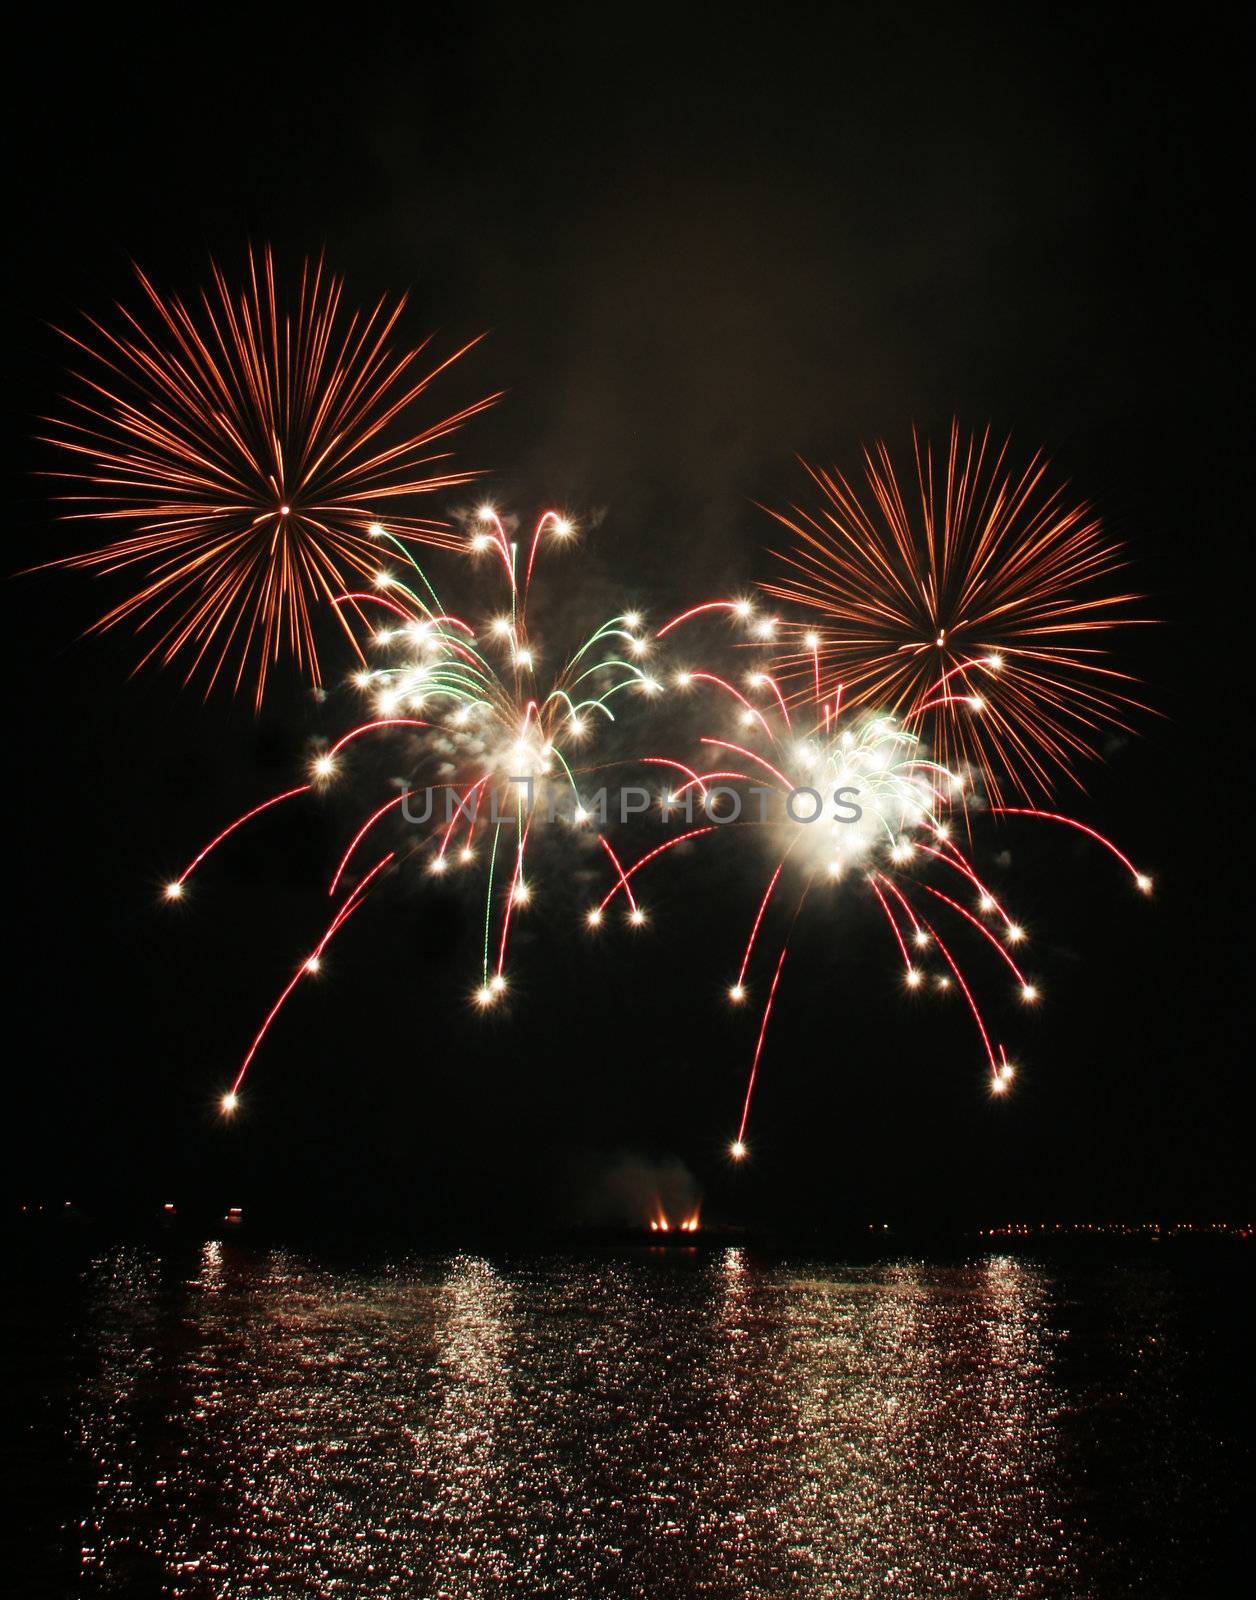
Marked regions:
[42,247,496,707]
[761,422,1147,800]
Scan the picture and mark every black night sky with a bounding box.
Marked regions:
[6,10,1250,1234]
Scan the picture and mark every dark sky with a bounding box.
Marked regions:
[6,9,1250,1231]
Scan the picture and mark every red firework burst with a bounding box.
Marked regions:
[761,422,1149,799]
[41,247,497,707]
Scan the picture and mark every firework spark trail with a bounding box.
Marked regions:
[733,863,786,996]
[598,835,640,915]
[657,600,752,637]
[734,943,789,1151]
[918,883,1034,994]
[874,869,926,941]
[590,828,719,920]
[699,736,792,789]
[641,758,714,799]
[524,510,570,589]
[327,718,429,757]
[671,771,752,799]
[760,421,1149,800]
[224,851,395,1108]
[915,842,1014,929]
[42,247,498,707]
[992,807,1153,890]
[494,820,535,974]
[868,876,913,972]
[437,776,491,860]
[757,673,793,726]
[684,673,772,736]
[332,591,419,622]
[920,917,1002,1084]
[329,791,412,896]
[165,784,310,897]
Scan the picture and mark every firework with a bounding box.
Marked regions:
[41,247,497,707]
[144,474,1153,1142]
[166,509,660,1107]
[760,422,1148,800]
[598,599,1153,1155]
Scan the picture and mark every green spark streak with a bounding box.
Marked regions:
[370,535,446,615]
[510,543,518,632]
[564,621,637,672]
[548,744,582,804]
[482,822,501,983]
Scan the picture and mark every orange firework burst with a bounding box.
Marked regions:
[762,422,1148,799]
[41,247,497,707]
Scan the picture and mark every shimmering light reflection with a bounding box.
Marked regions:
[772,1257,1073,1592]
[71,1248,1214,1597]
[427,1255,515,1563]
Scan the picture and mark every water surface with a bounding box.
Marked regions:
[11,1245,1248,1596]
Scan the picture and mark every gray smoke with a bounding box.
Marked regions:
[563,1150,703,1227]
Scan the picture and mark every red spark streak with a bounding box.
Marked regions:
[332,592,418,621]
[438,775,490,856]
[423,614,477,634]
[921,916,999,1076]
[919,884,1028,986]
[759,675,793,726]
[328,718,429,756]
[671,771,751,799]
[868,877,912,970]
[916,841,1012,926]
[524,511,565,590]
[657,601,745,638]
[598,836,639,912]
[699,737,791,791]
[737,863,785,985]
[642,756,711,798]
[687,673,772,735]
[992,807,1145,880]
[174,784,309,886]
[478,510,515,584]
[329,790,410,894]
[595,828,719,912]
[736,945,789,1143]
[874,871,923,935]
[230,852,393,1094]
[495,822,533,974]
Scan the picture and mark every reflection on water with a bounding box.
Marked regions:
[63,1247,1235,1596]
